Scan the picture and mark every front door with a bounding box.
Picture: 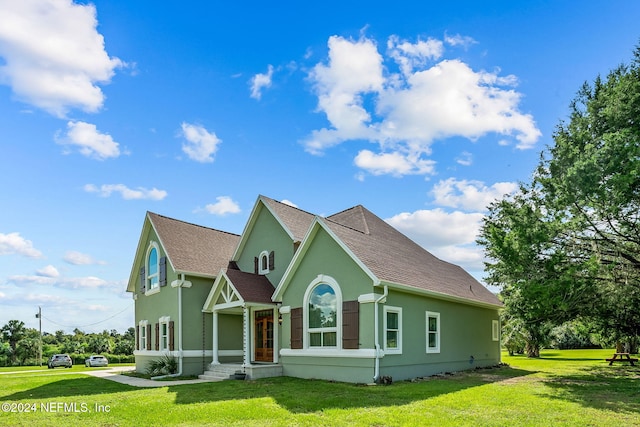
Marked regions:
[254,310,274,362]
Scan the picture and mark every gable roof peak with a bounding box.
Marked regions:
[326,204,370,235]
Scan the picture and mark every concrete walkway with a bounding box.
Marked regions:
[83,366,218,387]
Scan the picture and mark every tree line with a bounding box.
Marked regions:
[0,319,134,366]
[479,44,640,357]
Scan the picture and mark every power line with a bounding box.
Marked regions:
[40,303,133,330]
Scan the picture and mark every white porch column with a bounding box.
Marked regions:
[273,306,279,364]
[243,305,250,366]
[211,310,219,365]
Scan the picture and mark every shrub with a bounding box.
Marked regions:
[145,354,178,377]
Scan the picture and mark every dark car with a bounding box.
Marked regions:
[47,354,72,368]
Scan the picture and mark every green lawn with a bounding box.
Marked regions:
[0,350,637,426]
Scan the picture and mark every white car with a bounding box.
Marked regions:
[85,355,109,367]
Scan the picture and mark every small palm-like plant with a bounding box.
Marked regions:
[145,354,178,376]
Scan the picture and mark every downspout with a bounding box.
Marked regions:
[153,273,186,380]
[373,284,388,383]
[177,273,184,376]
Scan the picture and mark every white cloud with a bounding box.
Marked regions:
[84,183,167,200]
[250,64,274,100]
[387,35,443,76]
[63,250,106,265]
[9,274,109,289]
[56,121,120,160]
[354,149,435,176]
[36,265,60,278]
[0,0,124,117]
[456,151,473,166]
[386,208,485,271]
[204,196,241,216]
[180,122,221,163]
[280,199,298,208]
[302,34,541,176]
[432,178,518,211]
[304,35,384,155]
[444,33,478,48]
[0,232,42,258]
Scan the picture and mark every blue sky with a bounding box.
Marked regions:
[1,0,638,333]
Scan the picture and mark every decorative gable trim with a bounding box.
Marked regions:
[202,269,245,312]
[272,217,380,301]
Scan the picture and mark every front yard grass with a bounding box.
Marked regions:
[0,349,637,426]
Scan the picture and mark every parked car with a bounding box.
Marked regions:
[85,355,109,367]
[47,354,72,369]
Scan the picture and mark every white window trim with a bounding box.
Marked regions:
[383,306,402,355]
[302,274,342,349]
[146,242,160,292]
[426,311,440,354]
[258,250,270,275]
[159,316,170,351]
[492,320,500,342]
[139,320,148,350]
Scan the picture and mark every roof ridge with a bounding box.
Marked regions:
[327,204,370,234]
[259,195,317,218]
[147,211,240,237]
[321,216,369,235]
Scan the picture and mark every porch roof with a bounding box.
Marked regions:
[224,269,275,304]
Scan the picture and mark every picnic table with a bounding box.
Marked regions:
[606,353,638,366]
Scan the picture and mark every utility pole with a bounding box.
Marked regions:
[35,306,42,366]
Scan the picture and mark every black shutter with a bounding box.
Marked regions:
[146,324,152,351]
[254,257,259,274]
[342,300,359,349]
[291,307,303,349]
[135,326,139,351]
[139,266,146,293]
[169,321,175,351]
[159,256,167,287]
[269,251,275,270]
[155,323,159,350]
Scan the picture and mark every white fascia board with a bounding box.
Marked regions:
[126,213,153,292]
[202,269,228,312]
[272,217,380,301]
[272,218,319,301]
[231,195,296,261]
[380,281,503,310]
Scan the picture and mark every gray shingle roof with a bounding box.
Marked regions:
[326,206,500,307]
[148,212,240,277]
[260,196,316,242]
[225,268,274,304]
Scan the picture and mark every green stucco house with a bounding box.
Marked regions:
[127,195,502,383]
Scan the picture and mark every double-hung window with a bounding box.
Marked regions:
[159,316,170,351]
[384,306,402,354]
[426,311,440,353]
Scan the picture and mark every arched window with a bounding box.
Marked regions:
[304,276,342,348]
[147,244,159,290]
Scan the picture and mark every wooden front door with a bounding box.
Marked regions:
[254,310,274,362]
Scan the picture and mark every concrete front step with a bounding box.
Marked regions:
[198,364,244,381]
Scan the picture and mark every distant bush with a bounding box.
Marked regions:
[550,322,600,350]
